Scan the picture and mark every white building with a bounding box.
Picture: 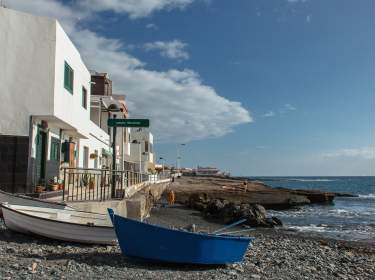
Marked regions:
[195,166,222,176]
[129,128,155,173]
[0,8,110,193]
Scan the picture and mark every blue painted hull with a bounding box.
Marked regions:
[109,209,253,264]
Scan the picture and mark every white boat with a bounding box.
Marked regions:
[0,190,73,217]
[1,203,116,245]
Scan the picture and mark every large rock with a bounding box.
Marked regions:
[287,194,311,206]
[187,193,209,211]
[291,190,334,204]
[187,195,282,227]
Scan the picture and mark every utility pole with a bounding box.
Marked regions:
[159,157,165,175]
[111,114,117,198]
[138,141,142,174]
[176,143,186,176]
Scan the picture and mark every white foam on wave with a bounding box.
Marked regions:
[286,224,375,236]
[329,209,350,215]
[287,224,328,233]
[358,194,375,199]
[287,178,335,182]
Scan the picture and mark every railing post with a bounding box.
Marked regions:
[63,168,66,201]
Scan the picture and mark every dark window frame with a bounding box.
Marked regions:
[64,61,74,94]
[50,137,60,162]
[82,86,87,109]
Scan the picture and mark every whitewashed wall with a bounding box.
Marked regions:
[53,22,92,138]
[1,8,115,173]
[0,8,55,136]
[78,121,110,169]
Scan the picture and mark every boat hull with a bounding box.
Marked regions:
[110,211,252,264]
[2,205,116,245]
[0,190,72,217]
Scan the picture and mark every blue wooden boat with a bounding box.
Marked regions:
[108,209,254,265]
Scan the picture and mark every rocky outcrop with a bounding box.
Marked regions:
[187,195,282,228]
[291,190,335,204]
[171,176,340,211]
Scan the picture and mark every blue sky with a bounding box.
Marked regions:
[10,0,375,176]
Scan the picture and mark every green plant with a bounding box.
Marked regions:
[81,174,89,187]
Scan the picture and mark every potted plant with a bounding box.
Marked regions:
[89,177,95,190]
[81,174,89,187]
[49,184,59,191]
[48,177,60,191]
[35,179,46,193]
[58,179,64,190]
[35,185,45,193]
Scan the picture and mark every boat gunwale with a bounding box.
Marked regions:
[1,204,113,229]
[113,214,254,241]
[0,190,69,207]
[1,201,108,216]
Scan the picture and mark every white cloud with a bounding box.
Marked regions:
[284,103,296,111]
[143,40,190,61]
[306,15,311,23]
[263,111,275,118]
[146,23,158,30]
[6,0,252,143]
[287,0,308,3]
[279,103,297,114]
[77,0,196,19]
[323,148,375,160]
[263,104,296,118]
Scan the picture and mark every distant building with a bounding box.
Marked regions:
[195,166,222,176]
[89,71,133,171]
[181,168,194,176]
[90,72,112,96]
[129,128,154,173]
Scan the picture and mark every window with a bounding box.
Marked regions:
[50,138,60,161]
[145,141,149,152]
[82,86,87,109]
[64,61,74,94]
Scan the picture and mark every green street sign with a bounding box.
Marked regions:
[107,118,150,127]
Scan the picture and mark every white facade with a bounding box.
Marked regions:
[0,8,110,189]
[129,128,154,173]
[0,7,55,136]
[89,94,132,170]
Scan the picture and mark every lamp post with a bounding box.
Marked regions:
[159,157,165,174]
[111,114,117,198]
[137,141,142,174]
[176,143,186,176]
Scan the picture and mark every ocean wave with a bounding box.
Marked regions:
[358,194,375,199]
[286,178,335,182]
[285,224,375,237]
[286,224,330,233]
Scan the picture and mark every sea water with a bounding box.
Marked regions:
[251,177,375,241]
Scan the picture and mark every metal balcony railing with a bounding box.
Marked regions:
[61,167,149,202]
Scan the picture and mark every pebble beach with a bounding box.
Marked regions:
[0,205,374,280]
